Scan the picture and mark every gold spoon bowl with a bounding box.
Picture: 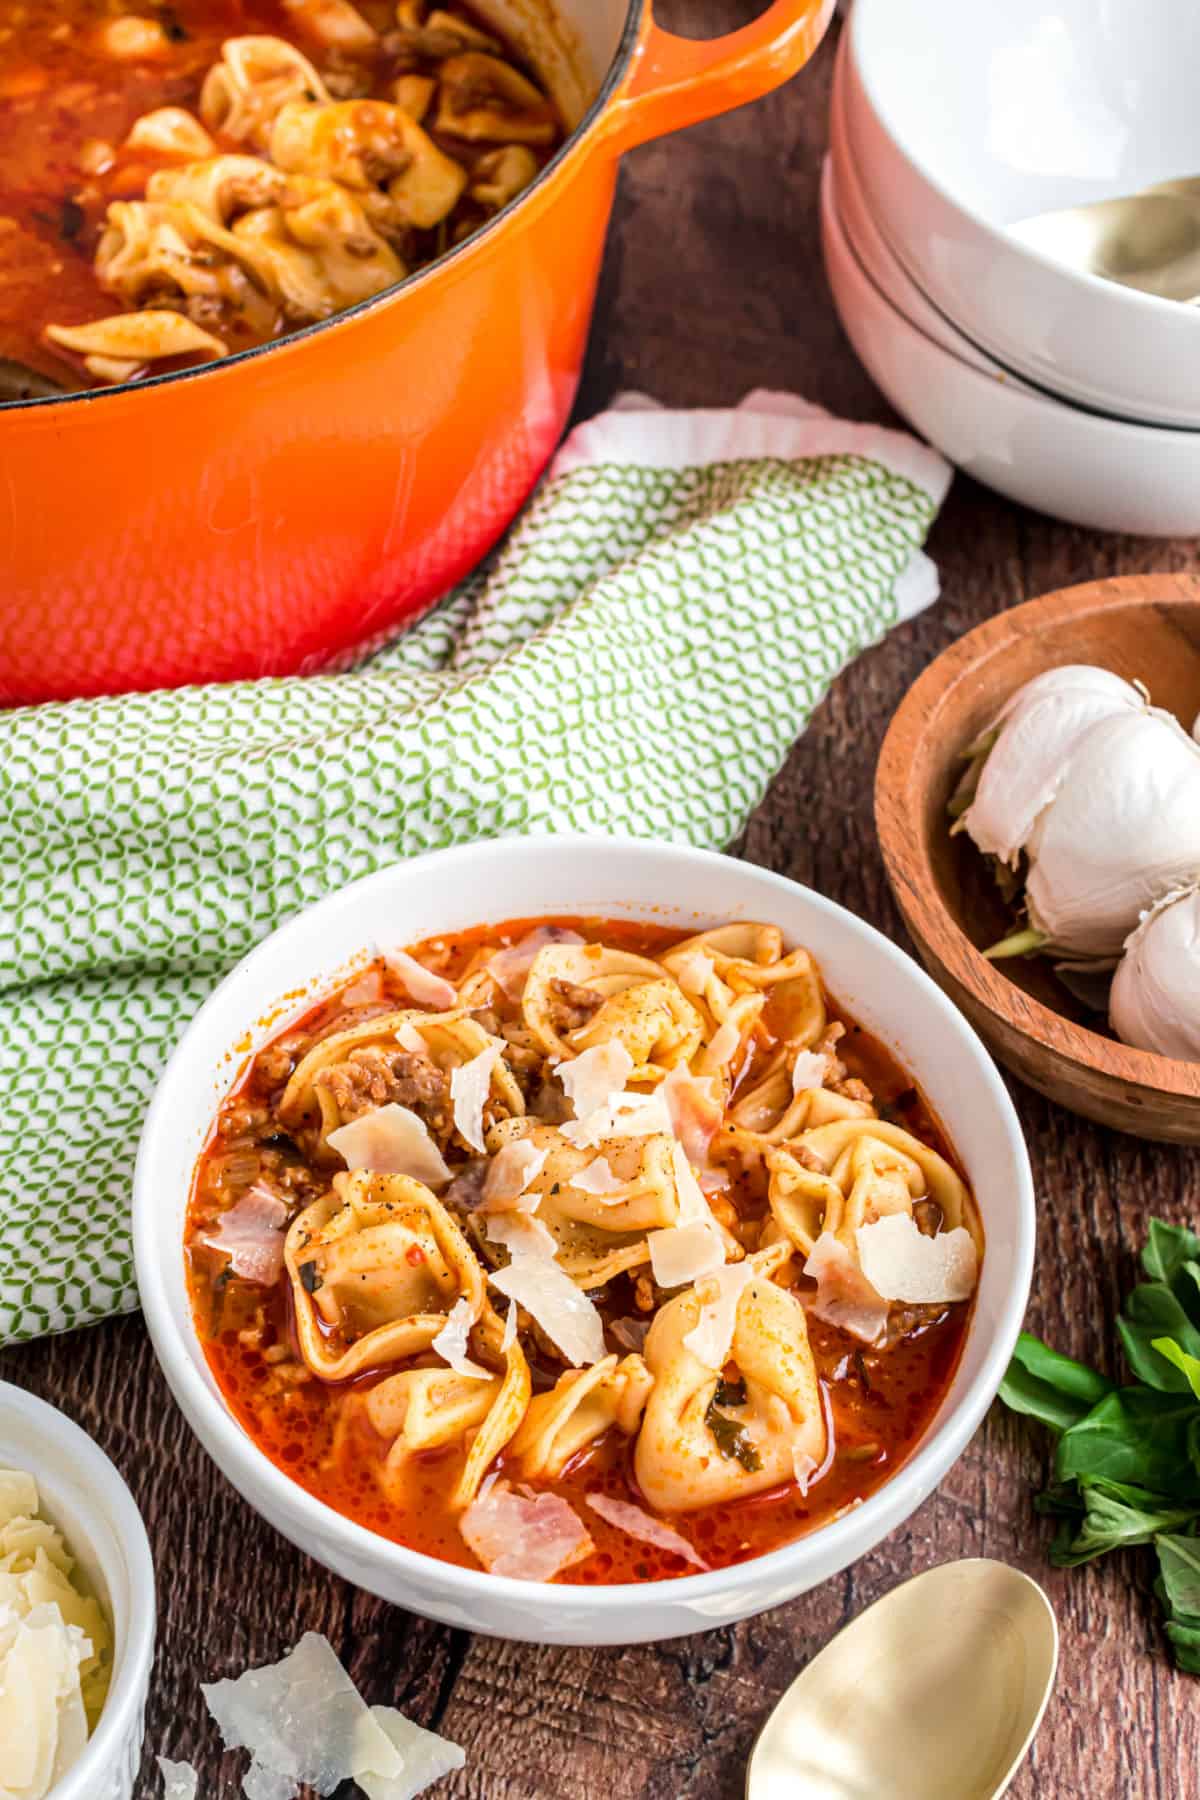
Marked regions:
[746,1560,1058,1800]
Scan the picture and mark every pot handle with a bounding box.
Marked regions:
[602,0,835,153]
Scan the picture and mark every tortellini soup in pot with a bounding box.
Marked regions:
[186,917,983,1584]
[0,1,566,397]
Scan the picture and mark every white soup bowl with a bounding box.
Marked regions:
[822,164,1200,538]
[845,0,1200,428]
[134,835,1034,1645]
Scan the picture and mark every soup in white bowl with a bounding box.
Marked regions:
[134,836,1035,1644]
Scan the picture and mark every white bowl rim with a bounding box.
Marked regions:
[821,159,1200,449]
[848,0,1195,325]
[134,833,1035,1617]
[0,1379,156,1796]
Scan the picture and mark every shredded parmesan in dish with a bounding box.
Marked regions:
[489,1247,606,1367]
[585,1494,709,1571]
[791,1050,828,1093]
[327,1103,452,1188]
[382,950,458,1011]
[569,1156,625,1197]
[430,1296,490,1381]
[450,1042,504,1154]
[557,1042,634,1119]
[198,1185,288,1286]
[0,1470,111,1800]
[459,1483,593,1582]
[682,1263,759,1370]
[856,1214,978,1304]
[803,1234,890,1345]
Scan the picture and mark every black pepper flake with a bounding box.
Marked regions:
[299,1261,323,1294]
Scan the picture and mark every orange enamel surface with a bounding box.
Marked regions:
[0,0,833,702]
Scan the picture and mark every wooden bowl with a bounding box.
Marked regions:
[875,572,1200,1142]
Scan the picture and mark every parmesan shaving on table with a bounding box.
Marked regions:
[200,1630,464,1800]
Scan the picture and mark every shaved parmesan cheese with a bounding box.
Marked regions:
[199,1186,288,1286]
[791,1050,828,1094]
[557,1042,634,1120]
[358,1703,467,1800]
[856,1214,978,1304]
[157,1758,199,1800]
[674,949,715,996]
[459,1482,593,1581]
[706,1019,742,1068]
[481,1140,548,1210]
[450,1042,504,1154]
[488,926,584,999]
[202,1632,404,1798]
[792,1448,819,1496]
[339,968,385,1009]
[660,1065,723,1162]
[570,1156,625,1197]
[430,1296,491,1381]
[560,1090,673,1149]
[0,1470,110,1800]
[486,1207,557,1259]
[682,1262,758,1370]
[489,1249,606,1366]
[670,1142,711,1226]
[648,1221,725,1290]
[585,1494,709,1571]
[501,1300,517,1351]
[803,1233,889,1345]
[383,949,458,1010]
[327,1103,451,1189]
[395,1021,429,1054]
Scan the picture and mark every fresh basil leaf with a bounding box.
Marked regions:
[1119,1284,1200,1390]
[1143,1219,1200,1290]
[1153,1337,1200,1401]
[1048,1479,1200,1568]
[1056,1390,1200,1499]
[1157,1532,1200,1617]
[999,1333,1113,1434]
[1165,1618,1200,1676]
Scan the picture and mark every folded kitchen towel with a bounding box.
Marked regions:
[0,391,950,1344]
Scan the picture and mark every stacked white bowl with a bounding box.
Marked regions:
[824,0,1200,535]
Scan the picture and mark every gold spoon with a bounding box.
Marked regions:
[1011,180,1200,303]
[745,1559,1058,1800]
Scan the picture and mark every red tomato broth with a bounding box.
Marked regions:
[185,915,980,1584]
[0,0,564,389]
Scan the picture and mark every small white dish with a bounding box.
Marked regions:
[822,164,1200,537]
[845,0,1200,429]
[134,834,1034,1647]
[0,1381,156,1800]
[827,52,1039,397]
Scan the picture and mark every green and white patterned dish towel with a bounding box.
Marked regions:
[0,390,949,1345]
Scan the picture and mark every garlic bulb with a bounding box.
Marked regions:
[959,664,1141,865]
[1020,708,1200,960]
[956,664,1200,963]
[1110,886,1200,1060]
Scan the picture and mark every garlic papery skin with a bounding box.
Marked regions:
[1111,886,1200,1060]
[1024,707,1200,961]
[960,664,1142,866]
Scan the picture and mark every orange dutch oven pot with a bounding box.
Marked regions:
[0,0,833,704]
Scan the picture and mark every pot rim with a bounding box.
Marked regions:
[0,0,645,417]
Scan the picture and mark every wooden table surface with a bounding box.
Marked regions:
[4,7,1197,1796]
